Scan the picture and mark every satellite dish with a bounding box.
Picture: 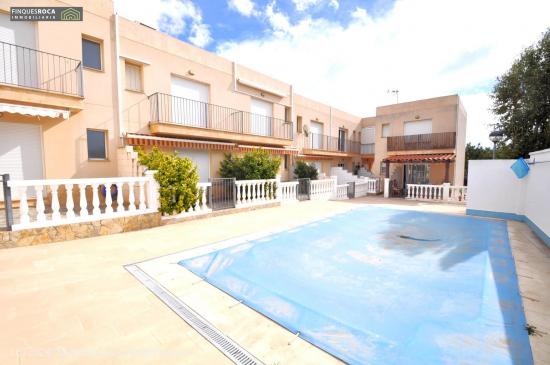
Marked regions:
[302,124,310,136]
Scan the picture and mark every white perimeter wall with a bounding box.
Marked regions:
[467,148,550,243]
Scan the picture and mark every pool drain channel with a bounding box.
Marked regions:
[124,264,264,365]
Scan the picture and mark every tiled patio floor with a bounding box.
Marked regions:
[0,197,548,364]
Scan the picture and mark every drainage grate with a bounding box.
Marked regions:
[125,264,264,365]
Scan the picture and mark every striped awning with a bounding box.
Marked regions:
[125,133,299,155]
[0,102,70,119]
[383,153,456,163]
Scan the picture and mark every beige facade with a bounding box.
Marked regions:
[0,0,466,187]
[361,95,467,186]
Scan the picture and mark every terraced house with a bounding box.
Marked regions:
[0,0,465,189]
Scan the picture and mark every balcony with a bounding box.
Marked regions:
[0,41,83,97]
[303,132,363,156]
[387,132,456,152]
[149,93,293,146]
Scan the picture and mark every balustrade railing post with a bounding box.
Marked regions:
[2,174,14,231]
[443,183,451,202]
[144,170,160,212]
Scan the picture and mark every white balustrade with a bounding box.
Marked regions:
[235,179,277,207]
[449,186,468,203]
[279,181,299,203]
[8,176,158,231]
[333,184,349,200]
[354,181,369,198]
[189,182,212,212]
[310,178,335,200]
[406,183,467,204]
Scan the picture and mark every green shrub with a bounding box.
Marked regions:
[137,147,199,215]
[219,150,281,180]
[293,160,319,180]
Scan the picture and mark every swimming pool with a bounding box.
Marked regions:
[179,206,532,364]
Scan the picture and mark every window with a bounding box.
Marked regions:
[284,155,289,170]
[380,161,387,177]
[82,38,102,70]
[404,119,432,136]
[125,62,142,91]
[296,116,303,133]
[405,164,430,184]
[382,124,390,138]
[87,129,107,160]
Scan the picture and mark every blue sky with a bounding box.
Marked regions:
[195,0,393,51]
[115,0,550,146]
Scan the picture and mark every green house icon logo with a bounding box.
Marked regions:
[60,8,81,21]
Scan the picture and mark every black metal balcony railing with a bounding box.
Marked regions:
[149,93,294,140]
[305,132,362,154]
[387,132,456,151]
[0,41,83,97]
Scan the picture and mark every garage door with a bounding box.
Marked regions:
[250,98,272,136]
[177,149,209,183]
[170,76,209,128]
[0,121,43,199]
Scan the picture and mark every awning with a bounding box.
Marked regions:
[0,102,70,119]
[383,153,455,163]
[125,133,299,156]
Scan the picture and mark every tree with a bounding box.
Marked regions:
[464,142,516,184]
[293,160,319,180]
[492,28,550,157]
[219,150,281,180]
[137,147,200,215]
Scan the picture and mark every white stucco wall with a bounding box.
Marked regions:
[521,149,550,238]
[466,149,550,244]
[467,160,523,215]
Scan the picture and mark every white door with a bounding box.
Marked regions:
[0,13,37,88]
[170,76,209,128]
[404,119,432,135]
[177,149,210,183]
[309,121,323,149]
[0,121,43,200]
[250,98,272,136]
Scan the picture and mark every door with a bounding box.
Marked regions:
[0,121,43,200]
[250,98,272,136]
[297,178,310,201]
[170,76,209,127]
[338,129,347,152]
[177,149,209,183]
[210,178,235,211]
[0,13,37,88]
[309,121,323,149]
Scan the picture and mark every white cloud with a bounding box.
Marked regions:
[228,0,257,17]
[292,0,339,11]
[265,1,291,36]
[114,0,212,47]
[218,0,550,146]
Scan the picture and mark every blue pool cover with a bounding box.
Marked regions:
[179,207,533,364]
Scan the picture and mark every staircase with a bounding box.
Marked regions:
[330,166,365,184]
[357,167,377,178]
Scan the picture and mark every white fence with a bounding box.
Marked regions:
[3,173,380,231]
[279,181,298,203]
[406,183,467,203]
[311,178,335,200]
[235,179,278,207]
[333,184,349,200]
[7,174,158,231]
